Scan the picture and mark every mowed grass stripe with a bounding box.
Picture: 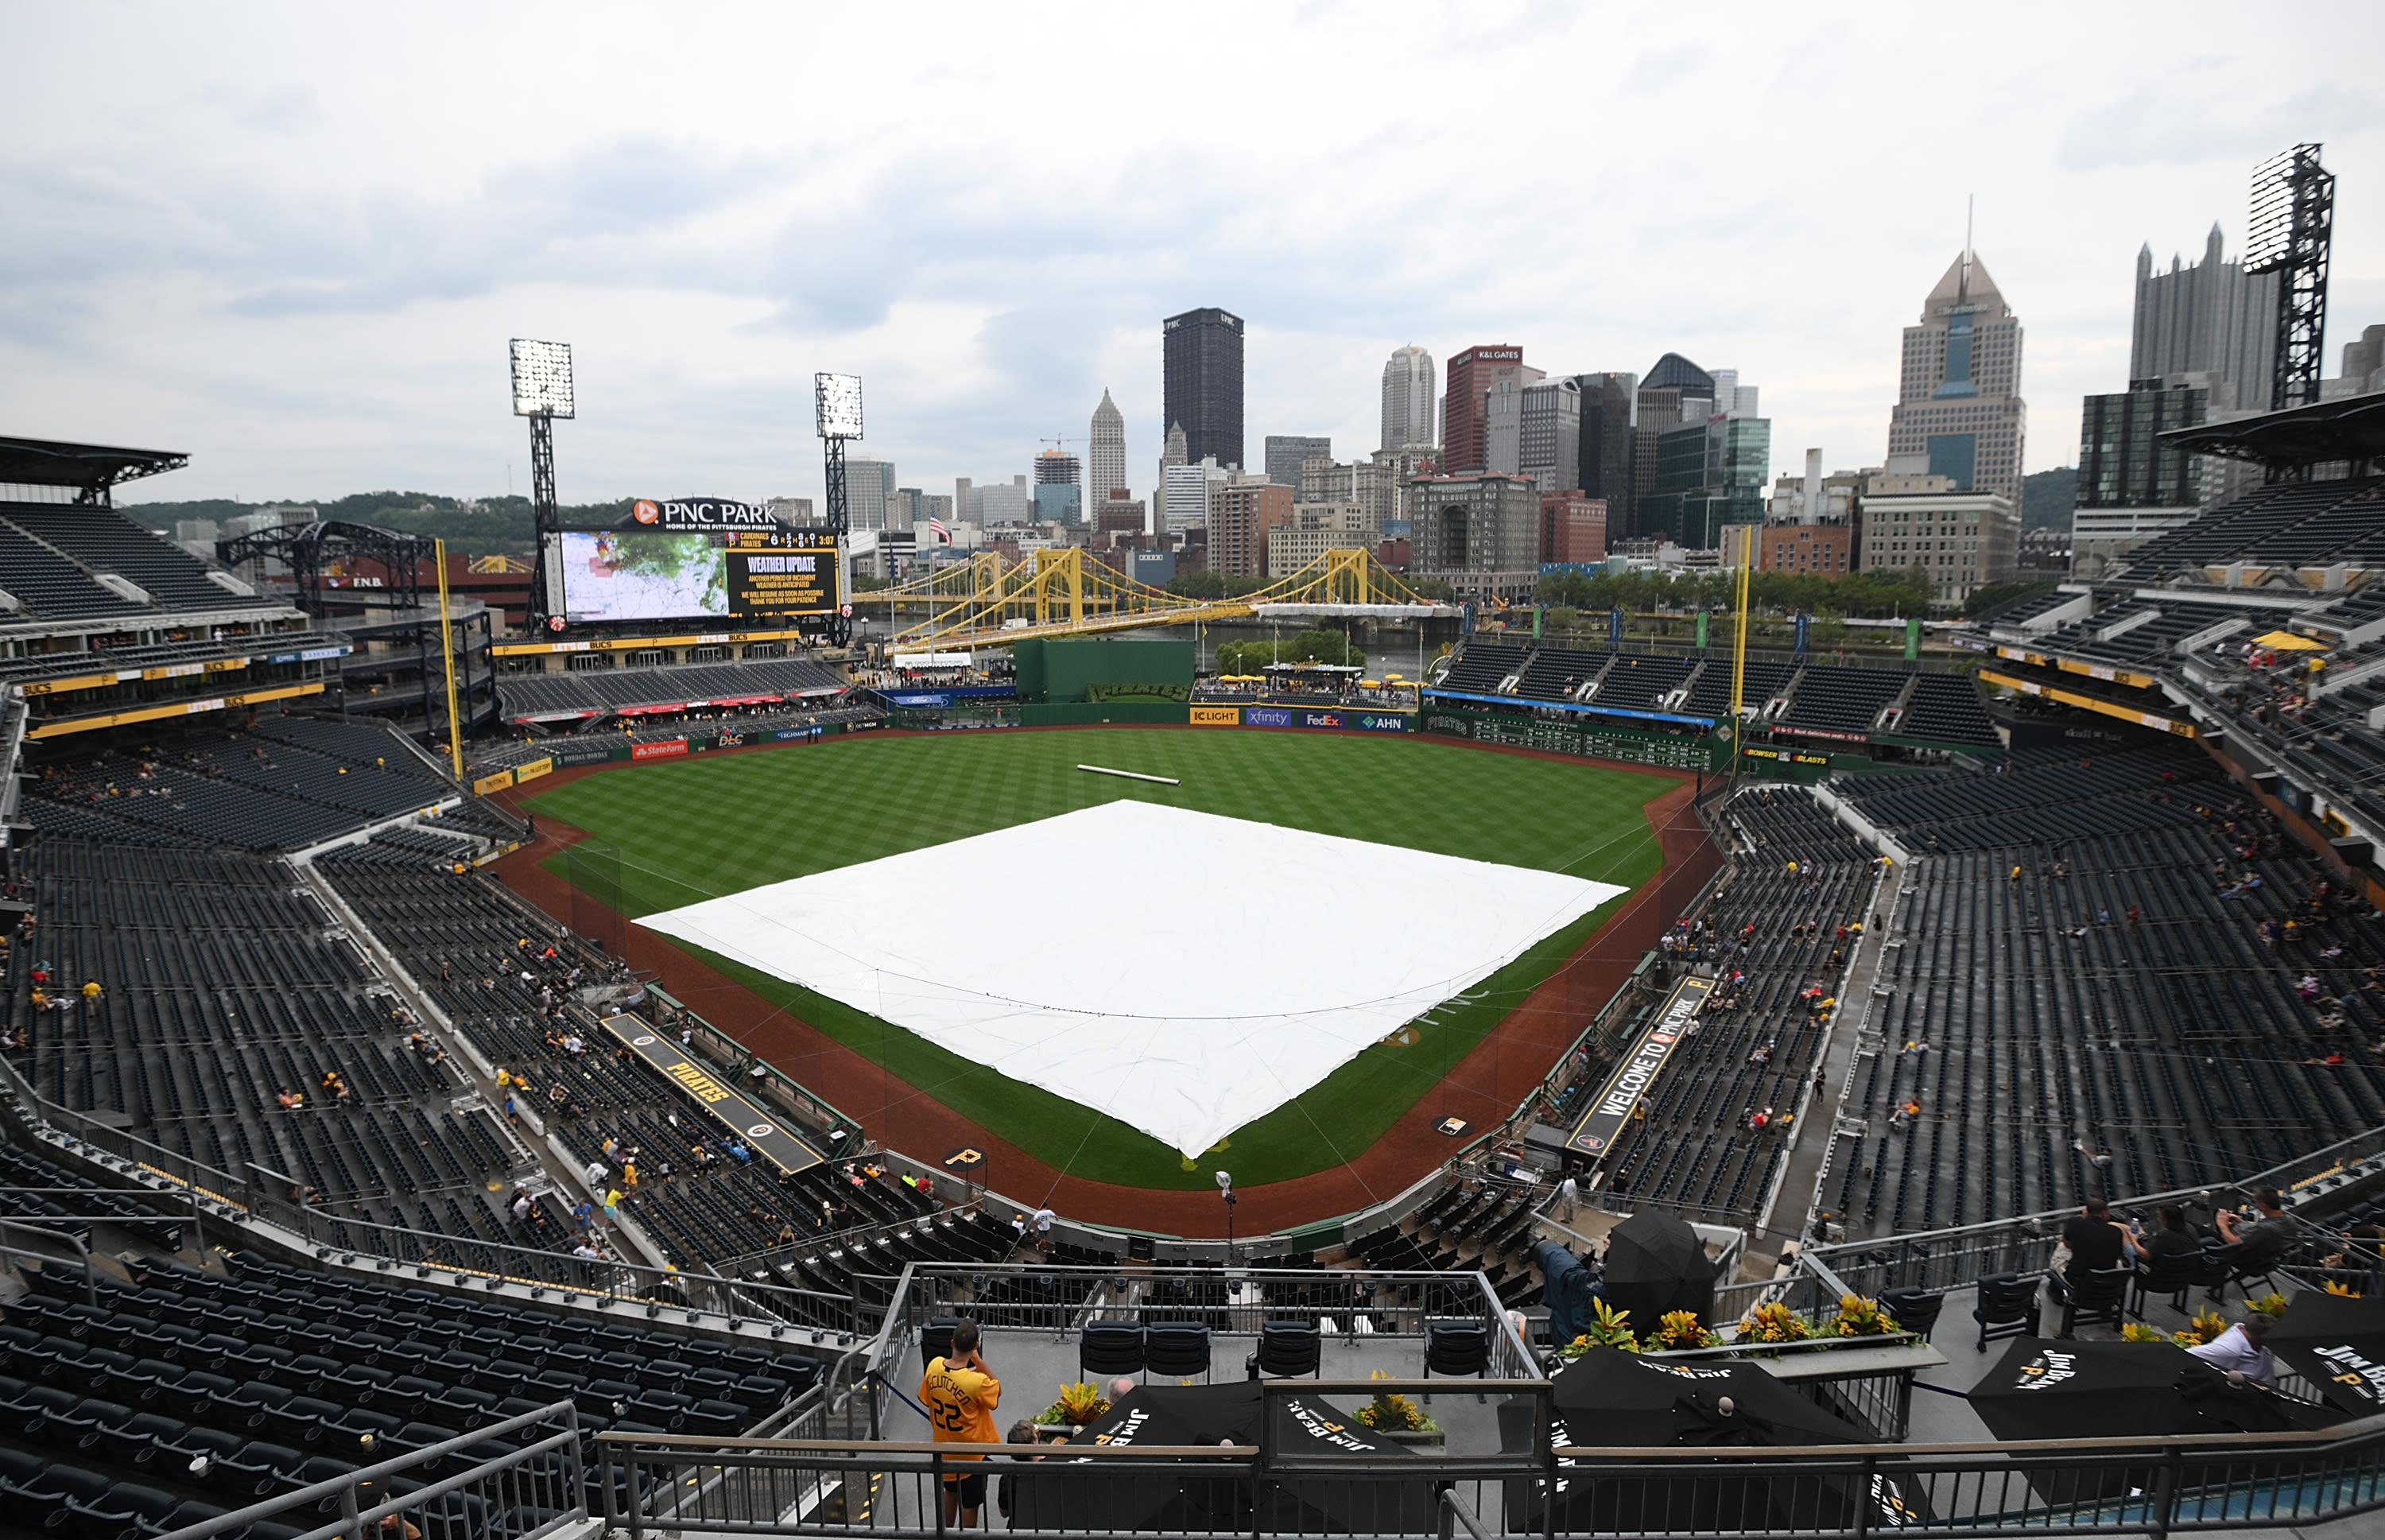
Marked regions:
[526,728,1670,1191]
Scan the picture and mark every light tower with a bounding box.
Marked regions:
[814,372,863,645]
[2245,144,2336,413]
[510,339,575,630]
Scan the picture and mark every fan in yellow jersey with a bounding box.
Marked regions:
[919,1317,1001,1528]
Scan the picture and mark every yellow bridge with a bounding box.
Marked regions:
[851,546,1442,648]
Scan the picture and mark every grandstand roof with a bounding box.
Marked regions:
[2158,392,2385,468]
[0,435,188,495]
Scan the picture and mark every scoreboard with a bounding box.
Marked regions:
[728,529,841,624]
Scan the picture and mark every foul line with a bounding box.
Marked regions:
[1076,764,1180,785]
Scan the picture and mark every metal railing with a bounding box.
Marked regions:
[853,1263,1538,1440]
[237,1160,871,1339]
[160,1402,584,1540]
[1804,1122,2385,1298]
[586,1395,2385,1538]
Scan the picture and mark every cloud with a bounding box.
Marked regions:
[2059,81,2385,173]
[2,1,2382,505]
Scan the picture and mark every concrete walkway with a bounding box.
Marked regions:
[1747,855,1907,1276]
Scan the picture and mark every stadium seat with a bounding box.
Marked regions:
[2053,1266,2130,1336]
[11,1465,112,1532]
[1245,1320,1323,1379]
[1144,1325,1211,1383]
[1423,1320,1490,1379]
[62,1480,178,1540]
[1972,1273,2042,1352]
[1877,1288,1943,1342]
[919,1317,960,1371]
[1077,1322,1146,1381]
[2131,1251,2201,1317]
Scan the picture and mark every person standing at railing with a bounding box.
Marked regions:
[921,1318,1001,1530]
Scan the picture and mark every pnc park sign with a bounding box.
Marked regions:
[632,498,783,530]
[1567,974,1712,1158]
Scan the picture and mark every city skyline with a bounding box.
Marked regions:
[0,5,2378,511]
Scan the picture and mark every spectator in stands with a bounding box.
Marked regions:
[2132,1204,2201,1264]
[79,979,101,1007]
[921,1319,1002,1530]
[1028,1206,1056,1252]
[276,1088,302,1111]
[2215,1187,2294,1260]
[2056,1197,2133,1302]
[2185,1312,2278,1387]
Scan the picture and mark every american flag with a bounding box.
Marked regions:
[928,517,952,545]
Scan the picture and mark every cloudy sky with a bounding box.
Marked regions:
[4,1,2381,511]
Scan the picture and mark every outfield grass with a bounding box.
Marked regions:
[525,728,1670,1189]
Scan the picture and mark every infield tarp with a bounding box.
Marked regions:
[637,800,1627,1158]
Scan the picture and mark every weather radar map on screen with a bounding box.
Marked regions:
[560,530,729,622]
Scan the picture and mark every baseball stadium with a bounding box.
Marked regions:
[6,376,2385,1539]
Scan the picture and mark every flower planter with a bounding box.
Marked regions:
[1375,1428,1446,1448]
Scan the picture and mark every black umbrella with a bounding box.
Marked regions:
[1599,1211,1718,1331]
[1971,1338,2335,1507]
[1535,1351,1927,1531]
[2265,1292,2385,1418]
[1003,1383,1256,1533]
[1263,1391,1438,1534]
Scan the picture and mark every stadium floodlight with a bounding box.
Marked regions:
[510,338,576,419]
[2243,144,2336,410]
[815,372,863,440]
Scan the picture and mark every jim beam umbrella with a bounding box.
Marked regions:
[2264,1291,2385,1418]
[1003,1383,1258,1533]
[1538,1350,1927,1531]
[1972,1338,2335,1509]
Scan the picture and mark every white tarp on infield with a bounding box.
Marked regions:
[636,800,1628,1158]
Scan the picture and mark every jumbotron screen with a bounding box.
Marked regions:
[727,529,840,621]
[556,529,840,625]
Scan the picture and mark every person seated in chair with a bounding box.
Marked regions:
[2185,1310,2278,1387]
[2057,1196,2133,1291]
[2131,1204,2201,1265]
[2215,1187,2294,1264]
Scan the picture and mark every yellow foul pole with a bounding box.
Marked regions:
[1730,525,1752,774]
[435,538,463,780]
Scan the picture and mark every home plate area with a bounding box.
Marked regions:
[637,799,1626,1158]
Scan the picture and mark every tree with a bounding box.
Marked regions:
[1167,570,1268,600]
[1216,628,1367,675]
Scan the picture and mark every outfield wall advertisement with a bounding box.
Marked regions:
[1193,705,1413,733]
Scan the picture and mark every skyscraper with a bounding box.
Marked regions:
[1518,378,1581,494]
[1264,436,1330,488]
[1570,372,1638,537]
[1886,248,2027,502]
[1162,308,1245,469]
[845,456,897,533]
[1380,345,1437,452]
[1441,345,1543,475]
[2132,226,2276,411]
[1088,390,1128,504]
[1034,448,1082,526]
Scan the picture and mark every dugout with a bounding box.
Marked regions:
[1014,636,1195,703]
